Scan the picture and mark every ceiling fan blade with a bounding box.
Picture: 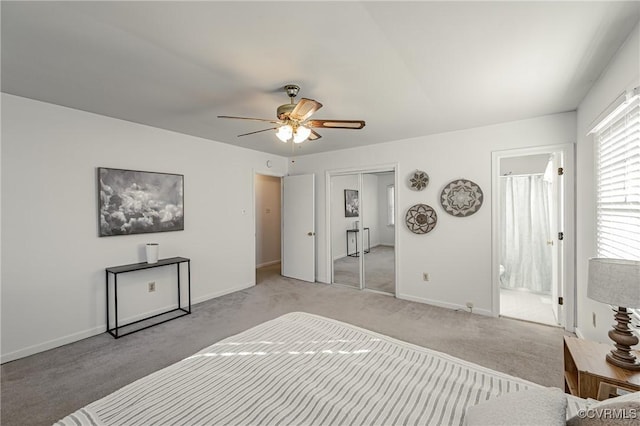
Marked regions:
[289,98,323,121]
[307,119,365,129]
[218,115,282,125]
[308,130,322,141]
[237,127,278,137]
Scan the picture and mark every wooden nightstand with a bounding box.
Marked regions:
[564,336,640,400]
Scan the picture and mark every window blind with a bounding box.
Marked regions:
[594,93,640,325]
[595,95,640,260]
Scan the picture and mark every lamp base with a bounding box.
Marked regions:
[606,307,640,371]
[606,352,640,371]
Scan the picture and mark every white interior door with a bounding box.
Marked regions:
[282,174,315,282]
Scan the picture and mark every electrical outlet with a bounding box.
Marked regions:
[422,272,429,281]
[148,282,156,292]
[593,312,596,327]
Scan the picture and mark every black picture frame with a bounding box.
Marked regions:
[98,167,184,237]
[344,189,359,217]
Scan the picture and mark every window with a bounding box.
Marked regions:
[593,91,640,260]
[387,185,395,226]
[592,89,640,322]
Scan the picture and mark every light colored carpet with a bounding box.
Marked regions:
[2,266,569,426]
[333,245,395,293]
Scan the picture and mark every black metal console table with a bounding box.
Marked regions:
[106,256,191,338]
[346,228,370,257]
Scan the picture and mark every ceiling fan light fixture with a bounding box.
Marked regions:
[276,124,293,142]
[219,84,365,143]
[293,125,311,143]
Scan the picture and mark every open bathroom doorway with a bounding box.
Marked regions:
[492,145,575,329]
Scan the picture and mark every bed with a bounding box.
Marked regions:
[56,312,587,425]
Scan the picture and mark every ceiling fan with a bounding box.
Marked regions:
[218,84,365,144]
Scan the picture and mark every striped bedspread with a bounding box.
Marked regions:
[56,312,585,425]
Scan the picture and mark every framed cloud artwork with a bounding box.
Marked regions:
[98,167,184,236]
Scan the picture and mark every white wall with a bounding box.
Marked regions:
[1,94,288,362]
[575,23,639,343]
[255,174,281,267]
[292,112,576,315]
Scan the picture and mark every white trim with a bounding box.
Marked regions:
[324,170,333,284]
[1,326,105,364]
[256,260,281,269]
[397,293,493,317]
[588,88,639,134]
[192,282,254,304]
[574,327,586,340]
[491,143,576,331]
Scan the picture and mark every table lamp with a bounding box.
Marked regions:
[588,258,640,370]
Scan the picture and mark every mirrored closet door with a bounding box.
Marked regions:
[331,174,361,288]
[330,170,395,295]
[362,171,395,294]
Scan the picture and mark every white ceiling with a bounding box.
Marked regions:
[2,1,639,156]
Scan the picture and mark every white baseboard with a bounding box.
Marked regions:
[397,293,493,317]
[1,282,255,364]
[332,253,347,261]
[1,325,105,364]
[574,327,585,339]
[191,282,254,305]
[256,260,281,269]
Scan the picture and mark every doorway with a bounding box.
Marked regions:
[491,144,575,329]
[499,153,556,325]
[255,174,282,284]
[328,167,397,295]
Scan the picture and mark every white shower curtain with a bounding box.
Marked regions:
[500,175,552,293]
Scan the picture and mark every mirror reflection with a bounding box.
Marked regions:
[331,171,395,295]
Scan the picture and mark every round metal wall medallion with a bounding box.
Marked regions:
[405,204,437,234]
[440,179,483,217]
[409,170,429,191]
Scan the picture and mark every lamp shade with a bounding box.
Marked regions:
[587,258,640,308]
[293,125,311,144]
[276,125,293,142]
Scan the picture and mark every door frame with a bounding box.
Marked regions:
[325,163,399,293]
[491,144,575,331]
[252,169,285,284]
